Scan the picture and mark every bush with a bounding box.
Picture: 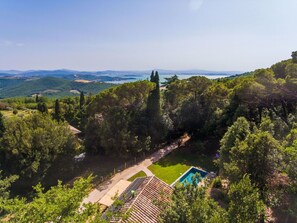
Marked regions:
[13,109,18,115]
[212,176,222,188]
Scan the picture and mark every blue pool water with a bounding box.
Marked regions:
[179,167,208,185]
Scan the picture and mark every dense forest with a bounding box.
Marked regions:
[0,52,297,222]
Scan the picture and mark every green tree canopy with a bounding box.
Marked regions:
[228,175,265,223]
[160,175,228,223]
[1,176,107,223]
[86,81,155,156]
[0,113,78,178]
[0,171,18,214]
[0,112,5,138]
[162,74,179,86]
[218,117,250,176]
[292,51,297,63]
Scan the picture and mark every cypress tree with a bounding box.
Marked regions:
[292,51,297,63]
[146,70,163,144]
[153,71,161,117]
[35,94,39,103]
[150,70,155,82]
[80,91,85,109]
[0,112,5,138]
[54,99,61,122]
[155,71,160,86]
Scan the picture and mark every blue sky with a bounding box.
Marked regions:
[0,0,296,71]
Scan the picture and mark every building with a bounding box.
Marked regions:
[106,176,173,223]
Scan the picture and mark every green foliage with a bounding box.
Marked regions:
[160,174,227,223]
[292,51,297,63]
[148,71,160,118]
[53,99,61,121]
[0,112,5,137]
[146,71,167,144]
[164,76,221,135]
[220,120,282,194]
[1,176,108,223]
[162,74,179,86]
[0,171,18,214]
[283,126,297,217]
[37,101,48,113]
[285,63,297,80]
[228,175,265,223]
[284,127,297,186]
[161,175,265,223]
[271,59,290,79]
[79,91,85,109]
[1,53,297,221]
[0,113,78,178]
[86,81,155,156]
[218,117,250,176]
[0,172,18,199]
[212,177,222,188]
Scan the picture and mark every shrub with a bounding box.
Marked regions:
[212,176,222,188]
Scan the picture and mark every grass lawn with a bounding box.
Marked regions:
[128,171,147,182]
[148,148,217,185]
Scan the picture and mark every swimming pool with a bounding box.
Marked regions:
[171,167,208,186]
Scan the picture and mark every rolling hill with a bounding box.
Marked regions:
[0,77,115,98]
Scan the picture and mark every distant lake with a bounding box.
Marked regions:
[105,74,230,84]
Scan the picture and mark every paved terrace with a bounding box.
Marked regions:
[82,135,190,205]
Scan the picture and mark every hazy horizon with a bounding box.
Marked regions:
[0,68,244,73]
[1,0,296,71]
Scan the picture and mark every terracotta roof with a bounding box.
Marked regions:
[109,176,173,223]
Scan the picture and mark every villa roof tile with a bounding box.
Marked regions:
[111,176,172,223]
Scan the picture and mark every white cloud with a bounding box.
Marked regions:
[0,40,24,47]
[189,0,204,12]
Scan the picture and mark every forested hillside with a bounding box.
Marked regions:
[0,76,114,98]
[0,52,297,222]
